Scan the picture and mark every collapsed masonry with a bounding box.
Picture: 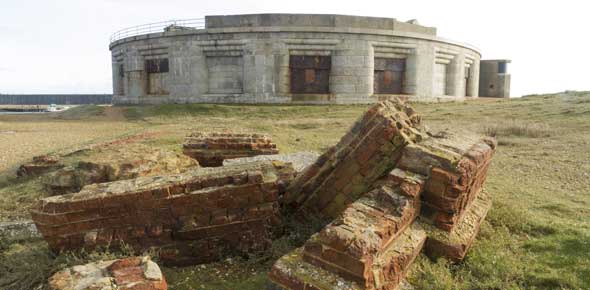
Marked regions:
[17,155,64,177]
[31,161,295,265]
[183,132,279,167]
[48,256,167,290]
[269,100,496,290]
[31,99,496,289]
[43,144,197,195]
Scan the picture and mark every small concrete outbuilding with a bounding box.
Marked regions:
[479,59,512,98]
[109,14,511,104]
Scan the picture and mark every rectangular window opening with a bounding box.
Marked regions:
[146,58,169,73]
[498,62,507,74]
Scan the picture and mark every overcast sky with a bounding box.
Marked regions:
[1,0,588,97]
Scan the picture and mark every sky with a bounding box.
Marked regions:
[1,0,589,97]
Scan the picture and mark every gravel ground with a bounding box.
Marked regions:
[0,114,142,174]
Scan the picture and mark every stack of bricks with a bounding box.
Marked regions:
[183,132,279,167]
[270,168,427,290]
[49,256,167,290]
[396,131,497,261]
[283,100,424,219]
[269,99,497,290]
[31,160,296,265]
[397,132,496,231]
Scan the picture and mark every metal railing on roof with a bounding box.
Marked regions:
[110,18,205,43]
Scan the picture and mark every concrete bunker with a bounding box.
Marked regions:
[109,14,510,103]
[479,59,511,98]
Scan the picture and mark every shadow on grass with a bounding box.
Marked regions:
[0,239,54,290]
[523,232,590,289]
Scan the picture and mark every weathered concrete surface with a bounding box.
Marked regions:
[223,151,320,172]
[48,256,167,290]
[31,161,295,265]
[44,144,197,195]
[398,132,496,231]
[421,190,492,262]
[183,132,279,167]
[284,99,425,219]
[16,155,64,177]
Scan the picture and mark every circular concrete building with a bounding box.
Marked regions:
[109,14,484,104]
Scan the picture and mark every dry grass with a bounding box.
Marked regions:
[1,93,590,289]
[0,111,145,174]
[483,120,552,138]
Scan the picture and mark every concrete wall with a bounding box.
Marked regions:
[205,14,437,35]
[479,60,511,98]
[110,14,481,104]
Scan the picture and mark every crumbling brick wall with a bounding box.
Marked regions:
[44,144,198,195]
[398,132,497,231]
[301,173,424,288]
[183,132,279,167]
[284,101,424,219]
[269,99,497,290]
[31,161,295,265]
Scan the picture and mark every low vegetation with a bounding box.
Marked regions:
[1,92,589,290]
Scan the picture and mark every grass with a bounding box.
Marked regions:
[1,92,590,289]
[482,120,552,138]
[55,105,105,120]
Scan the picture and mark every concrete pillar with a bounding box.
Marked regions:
[125,50,145,100]
[447,54,465,97]
[111,57,120,95]
[191,48,209,100]
[412,43,435,97]
[275,49,290,97]
[330,39,373,102]
[467,57,480,97]
[243,40,276,101]
[404,51,417,95]
[242,44,255,96]
[164,43,208,103]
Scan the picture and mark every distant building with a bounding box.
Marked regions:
[479,60,512,98]
[109,14,511,104]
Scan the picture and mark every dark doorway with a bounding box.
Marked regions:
[145,58,170,95]
[290,55,331,94]
[374,58,405,94]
